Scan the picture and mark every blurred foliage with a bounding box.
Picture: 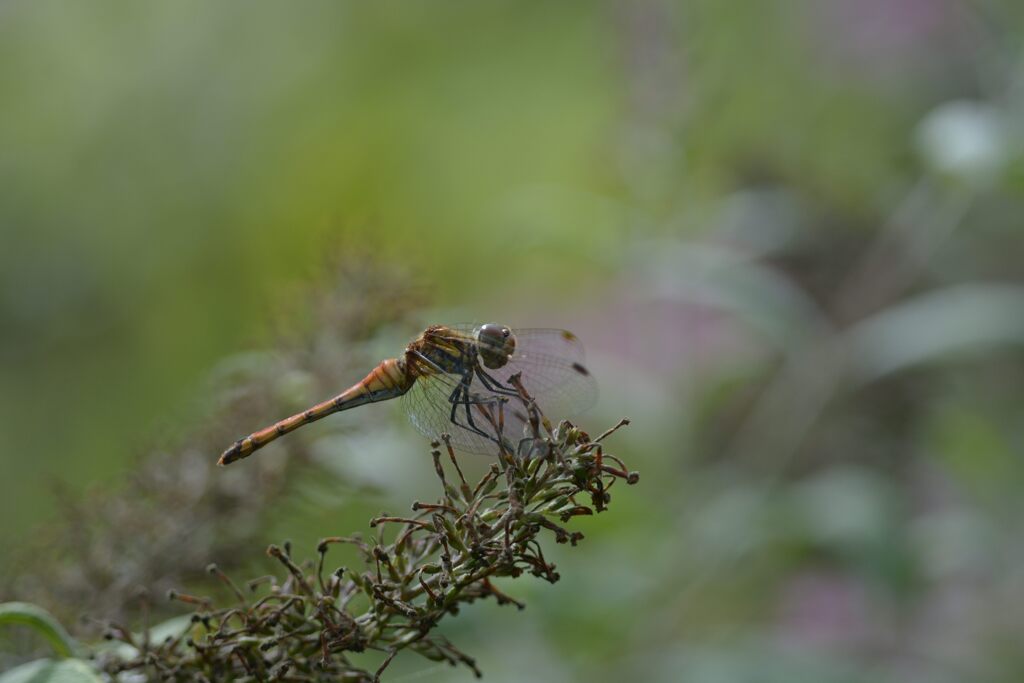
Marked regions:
[4,0,1024,681]
[2,262,424,639]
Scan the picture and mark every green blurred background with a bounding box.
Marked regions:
[4,1,1024,681]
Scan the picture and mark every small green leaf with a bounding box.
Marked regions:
[103,614,195,660]
[0,603,77,659]
[145,614,194,645]
[0,658,102,683]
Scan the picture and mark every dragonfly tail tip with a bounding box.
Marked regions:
[218,441,248,467]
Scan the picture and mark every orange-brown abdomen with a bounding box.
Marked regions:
[218,357,413,465]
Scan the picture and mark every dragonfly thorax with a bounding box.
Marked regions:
[410,326,474,376]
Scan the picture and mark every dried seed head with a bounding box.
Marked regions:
[97,407,634,681]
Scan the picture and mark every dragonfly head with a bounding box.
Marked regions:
[476,323,516,369]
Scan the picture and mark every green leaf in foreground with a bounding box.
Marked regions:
[0,602,78,659]
[0,659,102,683]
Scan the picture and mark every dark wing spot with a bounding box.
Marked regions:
[571,362,590,376]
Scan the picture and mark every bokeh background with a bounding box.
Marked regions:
[4,1,1024,681]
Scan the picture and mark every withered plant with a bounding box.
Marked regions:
[96,384,635,681]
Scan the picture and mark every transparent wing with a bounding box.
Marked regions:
[440,326,598,418]
[401,363,536,457]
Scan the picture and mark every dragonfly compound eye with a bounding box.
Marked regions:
[477,323,516,369]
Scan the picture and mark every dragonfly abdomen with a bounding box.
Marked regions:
[218,358,412,466]
[358,357,414,403]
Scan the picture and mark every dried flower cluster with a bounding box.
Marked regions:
[96,402,635,681]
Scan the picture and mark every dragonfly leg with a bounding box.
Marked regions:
[474,366,520,397]
[476,364,542,432]
[447,376,493,441]
[447,372,509,446]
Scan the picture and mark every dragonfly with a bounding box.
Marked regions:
[218,323,597,466]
